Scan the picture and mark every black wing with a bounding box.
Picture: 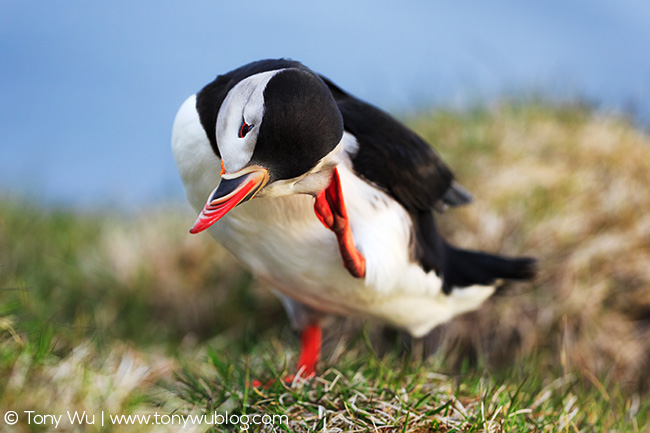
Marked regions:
[320,75,538,291]
[319,75,471,212]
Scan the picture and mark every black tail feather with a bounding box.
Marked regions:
[410,211,537,295]
[437,181,473,210]
[442,245,537,294]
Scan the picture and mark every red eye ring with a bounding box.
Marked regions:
[239,121,252,138]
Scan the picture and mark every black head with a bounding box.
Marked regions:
[250,68,344,182]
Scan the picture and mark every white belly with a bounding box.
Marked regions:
[188,166,493,337]
[209,193,367,308]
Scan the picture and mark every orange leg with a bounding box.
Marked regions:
[294,323,322,378]
[314,168,366,278]
[251,323,322,387]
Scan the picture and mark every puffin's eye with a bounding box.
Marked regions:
[239,121,252,138]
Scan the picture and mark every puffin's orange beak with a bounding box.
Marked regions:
[190,166,269,234]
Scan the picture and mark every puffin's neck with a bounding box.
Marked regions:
[257,132,357,198]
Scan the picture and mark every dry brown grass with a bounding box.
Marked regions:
[411,103,650,389]
[1,340,179,432]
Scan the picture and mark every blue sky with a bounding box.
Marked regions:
[2,1,650,209]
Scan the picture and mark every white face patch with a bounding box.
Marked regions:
[216,69,284,173]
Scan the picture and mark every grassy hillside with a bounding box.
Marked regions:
[1,102,649,432]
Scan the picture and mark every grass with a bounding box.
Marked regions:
[1,101,650,431]
[164,335,649,432]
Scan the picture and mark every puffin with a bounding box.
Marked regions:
[171,59,536,379]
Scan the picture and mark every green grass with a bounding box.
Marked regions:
[1,101,650,432]
[164,336,649,432]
